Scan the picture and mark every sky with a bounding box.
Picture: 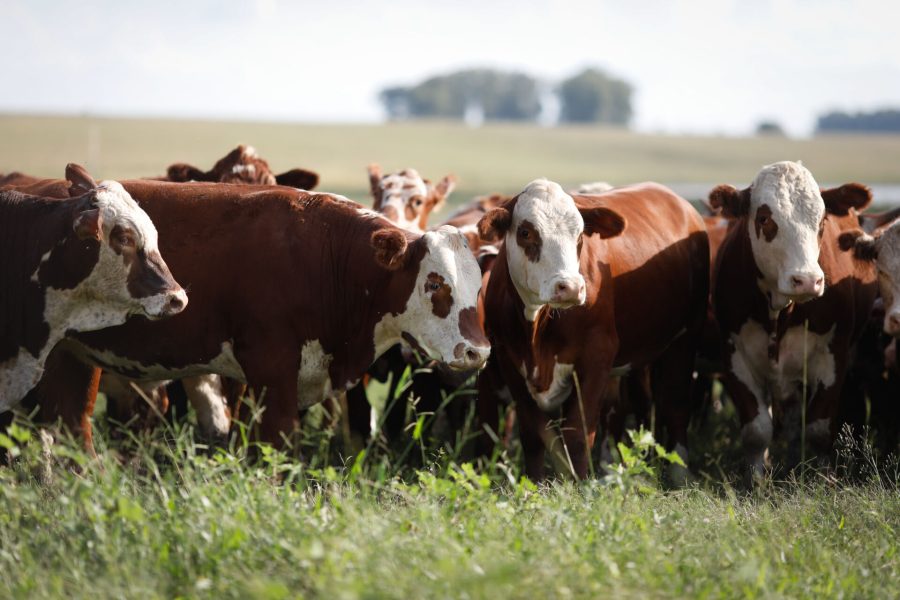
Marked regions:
[2,0,899,136]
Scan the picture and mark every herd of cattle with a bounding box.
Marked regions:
[2,144,899,482]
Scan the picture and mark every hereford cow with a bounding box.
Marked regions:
[837,220,900,454]
[165,144,319,189]
[25,179,489,449]
[710,161,877,478]
[0,165,186,410]
[477,179,709,481]
[367,164,456,232]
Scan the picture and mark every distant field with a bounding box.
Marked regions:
[3,114,900,210]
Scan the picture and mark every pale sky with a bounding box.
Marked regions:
[2,0,899,136]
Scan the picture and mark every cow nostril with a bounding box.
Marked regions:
[815,277,824,288]
[791,276,804,288]
[168,295,184,312]
[466,349,478,363]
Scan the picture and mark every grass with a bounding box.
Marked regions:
[1,397,898,599]
[3,114,900,209]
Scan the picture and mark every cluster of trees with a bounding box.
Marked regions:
[379,68,633,126]
[816,109,900,133]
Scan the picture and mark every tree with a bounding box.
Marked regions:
[378,69,542,122]
[557,68,633,126]
[816,109,900,133]
[755,120,785,136]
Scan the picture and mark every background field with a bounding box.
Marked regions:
[4,114,900,209]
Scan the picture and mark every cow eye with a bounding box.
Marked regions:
[428,281,441,292]
[518,226,529,239]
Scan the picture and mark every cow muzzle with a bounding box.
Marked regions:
[547,274,586,309]
[448,343,490,371]
[144,288,189,319]
[781,270,825,302]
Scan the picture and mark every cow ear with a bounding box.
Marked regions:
[66,163,98,197]
[275,168,319,190]
[73,208,104,241]
[581,206,626,239]
[371,228,409,270]
[708,184,750,218]
[838,229,879,261]
[428,174,457,210]
[477,195,518,242]
[166,163,207,182]
[367,163,384,208]
[822,183,872,216]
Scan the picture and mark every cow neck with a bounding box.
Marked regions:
[0,193,94,361]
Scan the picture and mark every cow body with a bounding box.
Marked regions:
[27,179,488,446]
[711,162,877,477]
[478,180,709,480]
[0,170,185,410]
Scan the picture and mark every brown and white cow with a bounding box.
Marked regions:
[710,161,877,478]
[165,144,319,189]
[477,179,709,480]
[0,165,186,410]
[367,164,456,232]
[838,219,900,453]
[24,179,488,448]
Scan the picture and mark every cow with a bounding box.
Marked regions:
[22,178,489,450]
[837,219,900,455]
[164,144,319,189]
[0,164,186,413]
[367,164,456,232]
[710,161,877,479]
[477,179,709,481]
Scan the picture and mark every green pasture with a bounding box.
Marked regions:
[3,114,900,212]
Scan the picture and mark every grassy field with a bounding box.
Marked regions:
[3,113,900,598]
[3,114,900,209]
[1,418,899,600]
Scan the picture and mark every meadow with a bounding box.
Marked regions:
[2,114,900,598]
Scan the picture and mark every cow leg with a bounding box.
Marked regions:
[182,375,231,442]
[234,339,300,450]
[26,346,101,457]
[559,371,607,479]
[724,367,772,481]
[475,354,506,458]
[652,336,698,485]
[345,382,372,441]
[516,396,549,481]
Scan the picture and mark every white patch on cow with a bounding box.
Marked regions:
[0,350,46,411]
[806,417,831,447]
[296,339,335,409]
[372,226,489,370]
[505,179,586,321]
[745,162,826,309]
[609,363,632,377]
[182,374,231,437]
[730,318,837,473]
[527,360,574,412]
[242,145,257,158]
[573,181,614,194]
[231,163,256,175]
[863,222,900,335]
[374,170,430,232]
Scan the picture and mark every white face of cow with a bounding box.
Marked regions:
[745,162,826,311]
[842,223,900,336]
[372,168,431,232]
[392,226,490,370]
[504,180,588,319]
[83,181,187,320]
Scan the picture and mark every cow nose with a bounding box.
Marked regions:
[550,277,585,306]
[163,289,188,316]
[449,344,490,370]
[788,273,824,298]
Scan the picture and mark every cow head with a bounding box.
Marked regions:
[839,219,900,336]
[66,163,187,320]
[368,164,456,232]
[709,162,870,312]
[478,178,626,321]
[166,145,319,189]
[372,225,489,371]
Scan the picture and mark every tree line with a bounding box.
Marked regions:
[816,109,900,133]
[380,67,633,126]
